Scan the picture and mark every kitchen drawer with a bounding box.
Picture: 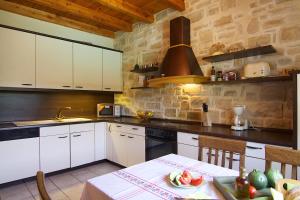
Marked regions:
[40,125,69,137]
[70,123,94,133]
[246,142,265,159]
[109,123,145,136]
[177,132,199,147]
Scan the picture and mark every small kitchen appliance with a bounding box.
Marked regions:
[231,105,248,131]
[97,103,122,117]
[244,62,271,78]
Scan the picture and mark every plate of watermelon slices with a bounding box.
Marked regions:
[169,170,205,189]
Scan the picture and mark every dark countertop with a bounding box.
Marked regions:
[0,117,293,147]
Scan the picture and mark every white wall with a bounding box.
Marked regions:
[0,10,114,48]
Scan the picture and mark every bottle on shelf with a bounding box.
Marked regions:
[210,66,216,81]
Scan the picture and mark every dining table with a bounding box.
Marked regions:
[80,154,239,200]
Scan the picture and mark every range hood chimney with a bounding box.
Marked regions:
[148,16,207,87]
[161,16,203,77]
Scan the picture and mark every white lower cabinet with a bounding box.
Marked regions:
[40,134,70,173]
[71,131,95,167]
[107,123,145,167]
[245,156,265,173]
[127,133,145,166]
[111,131,128,166]
[0,138,39,184]
[95,122,106,161]
[178,143,198,160]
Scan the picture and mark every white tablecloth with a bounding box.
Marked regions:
[81,154,239,200]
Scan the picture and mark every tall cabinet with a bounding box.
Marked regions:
[73,43,103,90]
[0,27,35,88]
[103,49,123,92]
[36,35,73,89]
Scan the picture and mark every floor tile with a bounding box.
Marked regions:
[86,163,121,175]
[72,171,98,183]
[49,173,80,189]
[24,178,58,196]
[0,183,33,200]
[34,189,69,200]
[60,183,84,200]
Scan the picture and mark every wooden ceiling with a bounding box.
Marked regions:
[0,0,185,38]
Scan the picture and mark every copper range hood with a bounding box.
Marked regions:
[148,16,208,87]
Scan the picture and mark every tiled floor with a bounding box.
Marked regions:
[0,162,122,200]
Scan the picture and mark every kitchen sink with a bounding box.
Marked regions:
[14,118,92,127]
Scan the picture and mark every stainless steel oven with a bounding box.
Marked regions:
[145,127,177,161]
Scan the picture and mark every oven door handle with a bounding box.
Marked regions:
[146,136,176,143]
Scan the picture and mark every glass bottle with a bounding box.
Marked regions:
[235,168,249,198]
[210,66,216,81]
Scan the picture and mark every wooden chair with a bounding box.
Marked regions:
[36,171,51,200]
[265,145,300,179]
[198,135,246,170]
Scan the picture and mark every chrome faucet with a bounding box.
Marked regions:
[56,107,72,120]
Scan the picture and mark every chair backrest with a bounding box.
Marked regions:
[36,171,51,200]
[198,135,246,170]
[265,145,300,179]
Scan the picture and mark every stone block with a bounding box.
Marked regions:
[145,102,160,110]
[260,84,285,101]
[248,34,271,48]
[181,101,190,110]
[214,15,233,27]
[221,0,236,11]
[164,108,177,118]
[214,99,233,110]
[187,111,202,121]
[247,18,260,34]
[280,25,300,42]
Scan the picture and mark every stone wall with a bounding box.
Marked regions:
[114,0,300,129]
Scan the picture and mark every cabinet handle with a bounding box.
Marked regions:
[62,85,71,88]
[128,136,134,139]
[58,136,68,139]
[227,157,240,162]
[132,128,138,130]
[246,145,263,150]
[104,87,111,90]
[108,124,112,132]
[75,86,83,88]
[192,137,199,140]
[73,134,81,137]
[116,125,122,128]
[21,83,32,86]
[120,134,126,136]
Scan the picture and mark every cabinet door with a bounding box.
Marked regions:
[95,122,106,161]
[0,138,39,184]
[111,131,127,166]
[0,27,35,88]
[178,143,198,160]
[73,43,102,90]
[36,35,73,89]
[40,134,70,173]
[245,156,265,173]
[106,124,113,161]
[102,49,122,92]
[71,131,95,167]
[126,133,145,167]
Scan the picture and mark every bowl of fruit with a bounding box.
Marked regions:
[169,170,204,188]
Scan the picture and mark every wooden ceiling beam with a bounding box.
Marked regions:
[164,0,185,11]
[92,0,154,23]
[5,0,132,32]
[0,0,115,38]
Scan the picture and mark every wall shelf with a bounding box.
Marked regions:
[202,45,276,63]
[201,76,292,85]
[130,67,159,74]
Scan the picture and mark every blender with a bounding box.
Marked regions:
[231,105,248,131]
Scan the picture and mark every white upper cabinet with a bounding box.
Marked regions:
[36,35,73,89]
[73,43,102,90]
[0,27,35,88]
[102,49,123,92]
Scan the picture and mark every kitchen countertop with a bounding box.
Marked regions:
[0,117,293,147]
